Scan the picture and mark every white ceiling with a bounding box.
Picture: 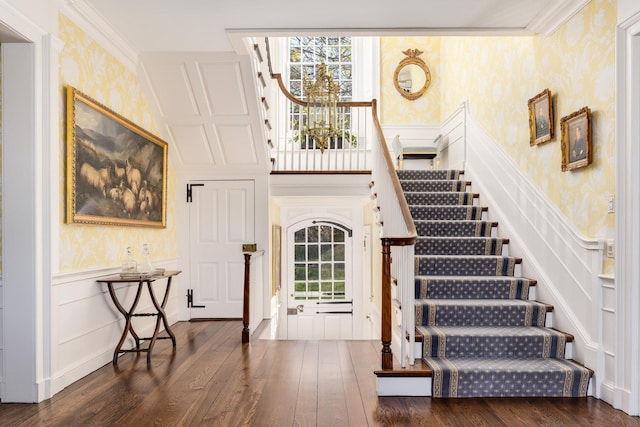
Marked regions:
[73,0,589,172]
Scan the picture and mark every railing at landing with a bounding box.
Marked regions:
[269,74,372,173]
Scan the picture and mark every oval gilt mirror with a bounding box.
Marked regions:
[393,49,431,101]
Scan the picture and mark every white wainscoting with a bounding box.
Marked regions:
[463,115,607,397]
[382,124,441,149]
[49,258,180,397]
[437,102,468,171]
[599,274,616,404]
[0,277,3,392]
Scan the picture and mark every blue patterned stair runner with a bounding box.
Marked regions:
[400,168,592,398]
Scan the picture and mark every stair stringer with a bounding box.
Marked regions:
[462,116,604,395]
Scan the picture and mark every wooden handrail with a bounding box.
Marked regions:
[371,99,417,243]
[271,73,373,108]
[370,99,417,370]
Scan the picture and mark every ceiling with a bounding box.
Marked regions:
[74,0,588,173]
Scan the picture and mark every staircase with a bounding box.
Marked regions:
[394,168,593,398]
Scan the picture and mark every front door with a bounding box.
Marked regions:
[286,221,353,339]
[188,180,254,318]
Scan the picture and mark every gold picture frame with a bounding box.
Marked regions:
[272,225,282,296]
[66,86,168,227]
[528,88,554,146]
[561,106,592,172]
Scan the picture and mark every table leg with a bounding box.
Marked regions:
[145,277,176,364]
[107,281,144,364]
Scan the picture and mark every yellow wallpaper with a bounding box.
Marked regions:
[380,37,441,126]
[58,14,177,272]
[439,0,616,272]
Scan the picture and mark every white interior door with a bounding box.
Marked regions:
[286,221,353,339]
[189,180,254,318]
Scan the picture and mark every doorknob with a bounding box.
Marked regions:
[297,304,304,313]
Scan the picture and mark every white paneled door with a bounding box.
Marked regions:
[188,180,254,318]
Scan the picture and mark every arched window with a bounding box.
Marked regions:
[292,222,349,301]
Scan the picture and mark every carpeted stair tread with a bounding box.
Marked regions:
[405,192,478,206]
[416,237,506,255]
[415,255,521,276]
[409,205,487,221]
[401,180,470,193]
[415,220,497,237]
[415,299,549,327]
[417,325,569,358]
[425,356,592,397]
[415,276,534,300]
[397,170,462,181]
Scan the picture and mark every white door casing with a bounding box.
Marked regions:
[188,180,255,318]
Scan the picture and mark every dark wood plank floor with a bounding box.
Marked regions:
[1,320,638,426]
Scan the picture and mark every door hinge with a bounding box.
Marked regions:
[186,289,206,308]
[186,183,204,203]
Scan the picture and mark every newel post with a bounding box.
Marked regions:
[242,253,252,343]
[381,238,393,370]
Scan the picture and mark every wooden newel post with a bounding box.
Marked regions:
[242,253,252,343]
[381,238,393,370]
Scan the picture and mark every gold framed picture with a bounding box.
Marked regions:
[272,225,282,296]
[66,86,168,227]
[561,106,592,172]
[528,88,554,146]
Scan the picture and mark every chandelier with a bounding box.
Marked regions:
[303,63,339,152]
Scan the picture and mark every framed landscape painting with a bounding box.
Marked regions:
[528,88,554,146]
[561,106,592,172]
[66,86,168,227]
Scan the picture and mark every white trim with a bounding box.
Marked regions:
[61,0,138,72]
[615,12,640,416]
[377,376,431,397]
[527,0,592,37]
[381,124,440,147]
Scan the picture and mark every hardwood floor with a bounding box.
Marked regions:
[1,320,638,426]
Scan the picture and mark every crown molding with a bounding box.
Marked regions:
[61,0,138,72]
[527,0,592,36]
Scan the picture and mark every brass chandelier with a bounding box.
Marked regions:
[303,63,339,152]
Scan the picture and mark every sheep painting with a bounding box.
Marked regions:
[66,87,167,227]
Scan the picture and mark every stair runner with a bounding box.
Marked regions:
[398,169,593,398]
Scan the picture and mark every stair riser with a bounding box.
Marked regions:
[401,181,467,192]
[427,358,592,398]
[405,192,476,206]
[416,238,504,255]
[397,170,460,181]
[415,278,531,300]
[409,206,485,221]
[415,257,518,276]
[421,334,567,359]
[415,222,494,237]
[415,303,547,327]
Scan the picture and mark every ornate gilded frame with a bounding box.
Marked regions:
[561,106,592,172]
[66,86,168,227]
[528,88,554,146]
[393,49,432,101]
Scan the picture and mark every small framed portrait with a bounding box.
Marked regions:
[561,106,592,171]
[528,88,554,146]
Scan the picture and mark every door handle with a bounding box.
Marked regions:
[297,304,304,313]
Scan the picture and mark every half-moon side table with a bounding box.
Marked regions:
[97,270,181,365]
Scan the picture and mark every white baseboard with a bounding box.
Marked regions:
[377,376,432,397]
